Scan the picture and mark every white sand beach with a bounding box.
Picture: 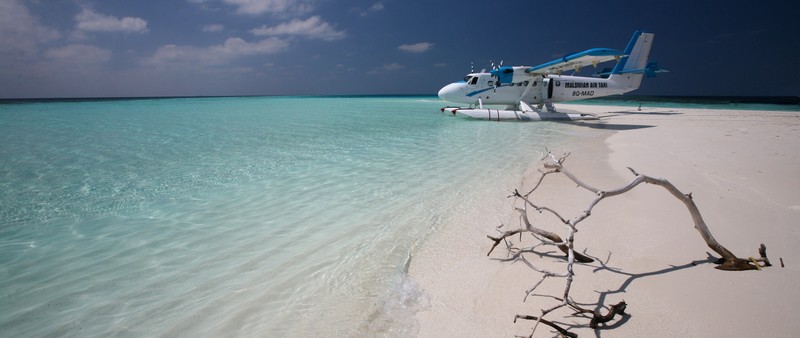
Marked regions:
[409,105,800,337]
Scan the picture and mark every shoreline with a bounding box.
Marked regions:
[408,105,800,337]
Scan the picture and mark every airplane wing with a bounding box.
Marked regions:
[526,48,623,75]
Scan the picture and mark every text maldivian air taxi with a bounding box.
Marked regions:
[437,31,667,121]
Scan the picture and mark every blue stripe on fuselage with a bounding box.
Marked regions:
[466,86,497,97]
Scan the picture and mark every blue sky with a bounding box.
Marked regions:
[1,0,797,98]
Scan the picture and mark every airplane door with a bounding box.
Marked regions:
[543,78,554,99]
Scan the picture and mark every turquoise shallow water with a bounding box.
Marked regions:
[0,96,575,336]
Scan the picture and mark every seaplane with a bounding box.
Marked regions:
[438,30,667,121]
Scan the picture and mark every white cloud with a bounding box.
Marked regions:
[221,37,289,54]
[369,2,385,12]
[75,8,148,33]
[367,62,404,74]
[186,0,219,12]
[0,0,61,64]
[69,30,88,41]
[356,2,384,16]
[382,63,404,71]
[398,42,434,53]
[202,24,225,32]
[143,37,289,67]
[250,16,345,41]
[45,44,112,64]
[217,0,313,15]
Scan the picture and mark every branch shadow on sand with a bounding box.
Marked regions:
[512,248,717,337]
[559,251,718,337]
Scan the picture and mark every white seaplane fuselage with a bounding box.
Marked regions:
[438,71,636,107]
[437,31,663,121]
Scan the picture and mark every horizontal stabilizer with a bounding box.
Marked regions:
[606,61,668,77]
[644,61,669,78]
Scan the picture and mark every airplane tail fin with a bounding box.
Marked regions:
[609,31,655,91]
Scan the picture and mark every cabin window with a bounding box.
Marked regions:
[487,81,494,86]
[524,81,530,86]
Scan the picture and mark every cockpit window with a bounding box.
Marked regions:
[469,77,478,85]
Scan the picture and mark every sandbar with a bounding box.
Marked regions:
[409,104,800,337]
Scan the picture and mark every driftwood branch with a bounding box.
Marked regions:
[514,300,627,336]
[488,152,770,337]
[487,196,594,263]
[546,158,761,270]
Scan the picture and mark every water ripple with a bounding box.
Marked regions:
[0,96,572,336]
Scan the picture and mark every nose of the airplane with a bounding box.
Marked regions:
[437,83,461,102]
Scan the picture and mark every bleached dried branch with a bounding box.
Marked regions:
[488,152,770,337]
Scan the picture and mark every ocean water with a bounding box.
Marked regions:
[0,96,575,336]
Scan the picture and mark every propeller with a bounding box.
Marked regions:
[491,60,504,93]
